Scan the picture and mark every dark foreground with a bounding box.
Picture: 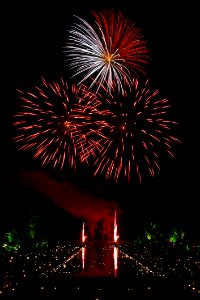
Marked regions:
[3,276,200,299]
[1,242,200,298]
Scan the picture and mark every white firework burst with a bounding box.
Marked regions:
[64,10,149,94]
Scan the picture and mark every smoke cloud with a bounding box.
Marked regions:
[18,170,122,240]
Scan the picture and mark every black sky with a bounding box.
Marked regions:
[1,1,199,238]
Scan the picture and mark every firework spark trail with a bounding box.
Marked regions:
[114,246,118,276]
[82,222,87,243]
[114,210,119,243]
[13,78,109,170]
[82,247,85,269]
[81,78,181,184]
[64,9,149,94]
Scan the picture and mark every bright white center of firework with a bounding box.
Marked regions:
[104,53,113,63]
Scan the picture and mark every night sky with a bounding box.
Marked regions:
[1,1,199,241]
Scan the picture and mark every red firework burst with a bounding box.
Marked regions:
[12,77,107,171]
[80,78,181,183]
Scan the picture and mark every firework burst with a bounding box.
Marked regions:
[12,77,107,171]
[64,9,149,94]
[82,79,181,184]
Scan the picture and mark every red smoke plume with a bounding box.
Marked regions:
[18,170,121,239]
